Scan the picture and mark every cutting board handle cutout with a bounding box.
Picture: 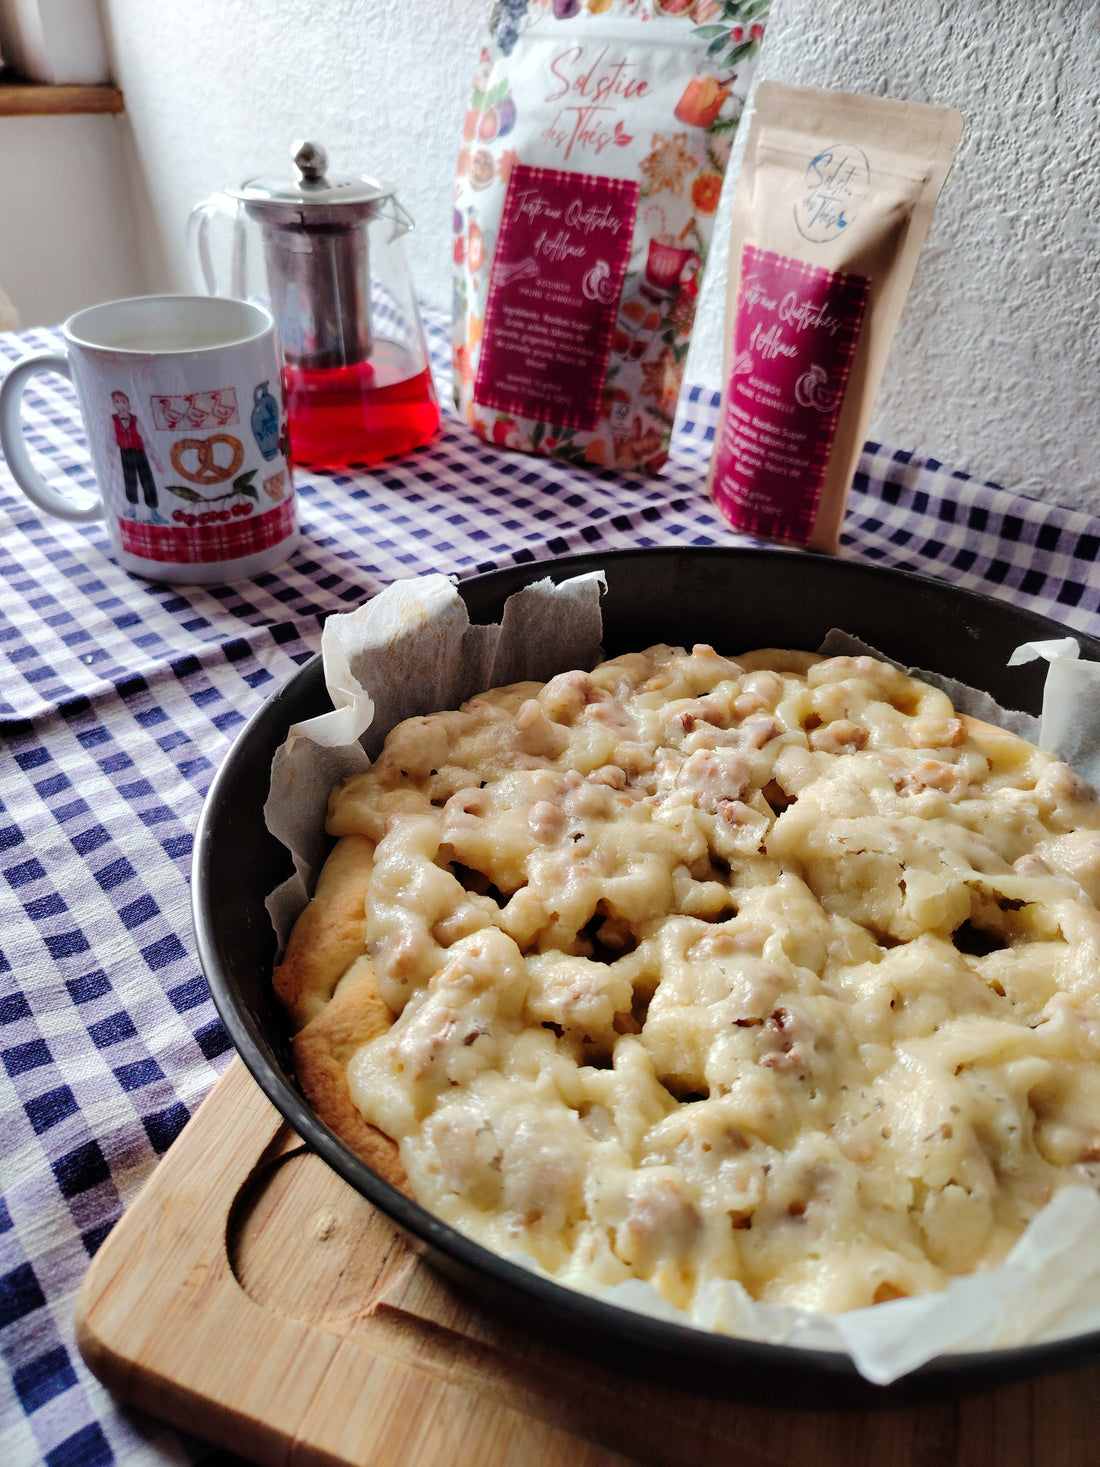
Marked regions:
[228,1138,418,1323]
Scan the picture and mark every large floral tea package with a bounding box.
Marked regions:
[453,0,768,474]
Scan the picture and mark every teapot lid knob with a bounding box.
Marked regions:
[236,142,389,211]
[292,140,328,186]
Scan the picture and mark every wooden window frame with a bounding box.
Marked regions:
[0,76,123,115]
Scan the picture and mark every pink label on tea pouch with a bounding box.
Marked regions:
[475,164,640,433]
[711,245,868,545]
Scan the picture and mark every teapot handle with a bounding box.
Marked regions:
[187,192,245,296]
[381,196,415,245]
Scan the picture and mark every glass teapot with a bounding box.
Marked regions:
[188,141,440,468]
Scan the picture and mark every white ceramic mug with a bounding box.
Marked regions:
[0,294,299,583]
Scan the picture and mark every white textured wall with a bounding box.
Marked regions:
[0,113,144,326]
[97,0,484,329]
[690,0,1100,513]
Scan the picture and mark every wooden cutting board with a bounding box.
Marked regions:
[75,1058,1099,1467]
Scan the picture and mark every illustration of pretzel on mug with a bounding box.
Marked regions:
[114,371,290,548]
[145,384,257,529]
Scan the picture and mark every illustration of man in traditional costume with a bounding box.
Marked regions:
[110,391,167,525]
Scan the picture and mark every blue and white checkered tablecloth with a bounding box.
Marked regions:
[0,306,1097,1467]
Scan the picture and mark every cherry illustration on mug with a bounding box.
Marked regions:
[164,430,259,528]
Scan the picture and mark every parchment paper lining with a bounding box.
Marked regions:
[263,571,1100,1385]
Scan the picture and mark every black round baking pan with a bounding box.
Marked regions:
[192,546,1100,1408]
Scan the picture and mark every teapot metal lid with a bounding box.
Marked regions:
[233,140,392,223]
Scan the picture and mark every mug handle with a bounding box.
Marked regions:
[0,355,104,523]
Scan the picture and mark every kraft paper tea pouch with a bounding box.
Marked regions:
[707,82,962,551]
[453,0,768,475]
